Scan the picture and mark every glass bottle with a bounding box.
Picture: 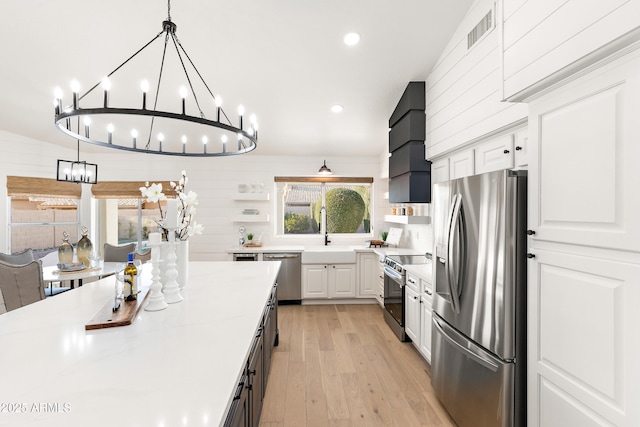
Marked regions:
[124,252,138,301]
[76,226,93,267]
[58,231,74,264]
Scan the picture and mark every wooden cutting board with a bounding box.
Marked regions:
[85,286,150,330]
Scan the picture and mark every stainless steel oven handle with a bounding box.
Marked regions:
[383,265,404,284]
[433,316,499,372]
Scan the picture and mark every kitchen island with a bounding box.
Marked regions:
[0,261,280,427]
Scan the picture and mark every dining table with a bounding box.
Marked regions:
[42,262,120,288]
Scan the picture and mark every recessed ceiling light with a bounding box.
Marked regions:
[343,32,360,46]
[331,104,344,113]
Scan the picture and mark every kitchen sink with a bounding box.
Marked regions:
[301,245,358,264]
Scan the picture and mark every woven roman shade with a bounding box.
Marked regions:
[90,181,175,199]
[6,176,81,198]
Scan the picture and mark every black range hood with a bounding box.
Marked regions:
[388,81,431,203]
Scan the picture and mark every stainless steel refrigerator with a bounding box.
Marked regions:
[432,169,527,427]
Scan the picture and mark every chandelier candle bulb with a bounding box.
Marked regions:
[101,77,111,107]
[158,132,164,152]
[131,129,138,148]
[166,198,178,229]
[141,79,149,109]
[221,134,227,153]
[202,135,208,154]
[180,86,188,114]
[215,96,222,121]
[238,105,245,129]
[71,79,80,109]
[84,117,91,138]
[181,135,187,153]
[107,124,114,144]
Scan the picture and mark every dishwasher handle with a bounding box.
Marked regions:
[263,254,300,260]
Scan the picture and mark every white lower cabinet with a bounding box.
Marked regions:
[357,252,378,298]
[302,264,356,299]
[404,285,420,342]
[376,259,384,307]
[405,272,433,363]
[419,289,433,363]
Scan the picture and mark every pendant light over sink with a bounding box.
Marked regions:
[53,0,258,158]
[318,160,332,175]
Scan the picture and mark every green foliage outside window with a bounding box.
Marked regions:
[284,212,311,233]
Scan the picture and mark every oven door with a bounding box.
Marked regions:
[384,265,404,326]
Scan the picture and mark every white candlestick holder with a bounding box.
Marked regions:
[163,228,183,304]
[144,239,168,311]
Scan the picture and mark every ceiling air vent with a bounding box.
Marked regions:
[467,9,494,49]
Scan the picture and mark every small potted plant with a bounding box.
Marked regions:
[381,231,388,242]
[246,233,254,243]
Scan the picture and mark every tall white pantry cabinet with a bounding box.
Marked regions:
[526,48,640,427]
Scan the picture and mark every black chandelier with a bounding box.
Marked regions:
[53,1,258,157]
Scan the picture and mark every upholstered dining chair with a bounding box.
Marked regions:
[133,248,152,263]
[0,288,7,315]
[0,260,46,312]
[103,243,136,263]
[0,248,34,265]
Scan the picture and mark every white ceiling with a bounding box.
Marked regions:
[1,0,472,158]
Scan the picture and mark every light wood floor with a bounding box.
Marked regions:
[259,304,456,427]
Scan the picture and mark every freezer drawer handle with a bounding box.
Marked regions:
[433,316,499,372]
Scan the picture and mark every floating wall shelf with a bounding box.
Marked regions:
[232,192,270,201]
[233,214,270,223]
[384,215,431,225]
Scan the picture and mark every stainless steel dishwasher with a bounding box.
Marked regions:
[262,253,301,304]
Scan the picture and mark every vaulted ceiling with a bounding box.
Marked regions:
[1,0,472,158]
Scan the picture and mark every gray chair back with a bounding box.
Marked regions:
[0,260,46,312]
[0,248,34,265]
[0,288,7,315]
[134,248,152,263]
[103,243,136,262]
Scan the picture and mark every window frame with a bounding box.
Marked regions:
[274,176,374,237]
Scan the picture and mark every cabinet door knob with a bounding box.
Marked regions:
[515,146,522,151]
[503,149,510,154]
[527,253,536,259]
[526,230,536,235]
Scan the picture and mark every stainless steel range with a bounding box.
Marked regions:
[383,253,431,341]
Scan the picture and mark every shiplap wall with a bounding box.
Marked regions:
[425,0,527,158]
[503,0,640,100]
[0,130,388,260]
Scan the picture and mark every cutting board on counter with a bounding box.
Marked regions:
[386,227,403,246]
[85,286,150,330]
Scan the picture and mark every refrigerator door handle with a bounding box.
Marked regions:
[447,194,464,314]
[433,315,500,372]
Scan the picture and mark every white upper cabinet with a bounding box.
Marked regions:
[431,158,450,185]
[449,149,475,180]
[528,49,640,252]
[474,134,514,174]
[503,0,640,100]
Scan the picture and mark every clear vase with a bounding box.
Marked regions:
[58,231,74,264]
[76,226,93,267]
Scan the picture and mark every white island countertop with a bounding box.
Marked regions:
[0,261,280,427]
